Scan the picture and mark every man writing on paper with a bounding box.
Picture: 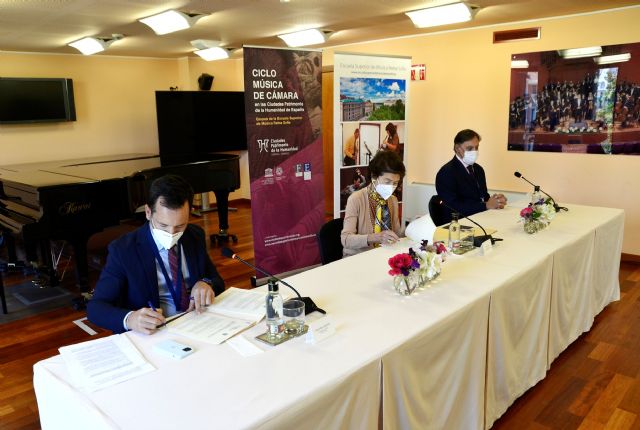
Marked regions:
[435,129,507,223]
[88,175,225,334]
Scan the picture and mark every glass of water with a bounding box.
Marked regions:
[283,299,305,335]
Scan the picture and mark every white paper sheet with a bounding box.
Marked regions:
[59,334,154,392]
[207,287,266,323]
[168,312,254,344]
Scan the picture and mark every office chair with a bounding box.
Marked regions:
[428,195,448,227]
[317,218,344,265]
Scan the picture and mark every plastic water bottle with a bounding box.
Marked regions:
[531,185,542,204]
[448,212,461,253]
[265,278,284,339]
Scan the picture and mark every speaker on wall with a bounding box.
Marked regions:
[198,73,214,91]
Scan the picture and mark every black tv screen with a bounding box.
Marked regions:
[0,78,76,124]
[155,91,248,160]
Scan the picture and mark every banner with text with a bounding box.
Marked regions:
[244,46,324,277]
[333,53,412,218]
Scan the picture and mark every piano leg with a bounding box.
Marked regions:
[32,240,59,288]
[70,237,90,292]
[210,190,238,246]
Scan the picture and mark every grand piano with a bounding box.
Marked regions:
[0,153,240,290]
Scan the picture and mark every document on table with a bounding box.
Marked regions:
[208,287,266,323]
[168,312,254,344]
[167,288,266,344]
[59,334,154,392]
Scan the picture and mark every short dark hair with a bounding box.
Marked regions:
[368,150,405,181]
[453,129,481,147]
[147,175,194,212]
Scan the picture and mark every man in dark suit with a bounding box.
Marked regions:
[435,129,507,224]
[88,175,225,334]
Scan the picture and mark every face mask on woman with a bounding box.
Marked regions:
[375,181,396,200]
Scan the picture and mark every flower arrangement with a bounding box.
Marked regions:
[520,198,556,233]
[388,240,446,295]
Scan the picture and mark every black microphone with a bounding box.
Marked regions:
[221,247,325,315]
[513,171,568,212]
[438,199,502,247]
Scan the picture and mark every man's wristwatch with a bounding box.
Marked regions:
[199,278,213,287]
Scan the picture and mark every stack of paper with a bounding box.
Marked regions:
[168,287,266,344]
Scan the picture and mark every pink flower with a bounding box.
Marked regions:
[388,253,414,276]
[520,207,533,218]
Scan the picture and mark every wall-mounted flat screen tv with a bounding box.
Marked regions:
[155,91,247,161]
[0,78,76,124]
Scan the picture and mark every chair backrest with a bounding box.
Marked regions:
[317,218,344,265]
[428,195,447,227]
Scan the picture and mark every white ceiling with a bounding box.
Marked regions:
[0,0,638,58]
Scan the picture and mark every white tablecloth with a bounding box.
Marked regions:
[33,201,624,430]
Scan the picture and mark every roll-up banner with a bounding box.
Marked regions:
[243,46,324,278]
[333,53,412,218]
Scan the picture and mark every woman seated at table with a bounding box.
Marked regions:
[341,151,405,257]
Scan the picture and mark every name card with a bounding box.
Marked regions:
[305,316,335,344]
[481,238,493,255]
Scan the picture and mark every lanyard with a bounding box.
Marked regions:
[147,227,183,308]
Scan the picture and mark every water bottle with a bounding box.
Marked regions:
[265,278,284,339]
[448,212,461,253]
[531,185,542,204]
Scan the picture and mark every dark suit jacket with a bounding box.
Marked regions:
[435,156,490,223]
[87,223,224,333]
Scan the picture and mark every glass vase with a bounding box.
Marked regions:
[393,271,419,295]
[523,219,547,234]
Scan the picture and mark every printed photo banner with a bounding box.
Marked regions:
[333,52,412,218]
[243,46,324,277]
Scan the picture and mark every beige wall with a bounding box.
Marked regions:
[0,53,177,164]
[2,6,640,253]
[319,6,640,255]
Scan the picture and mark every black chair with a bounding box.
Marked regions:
[428,195,447,227]
[317,218,344,265]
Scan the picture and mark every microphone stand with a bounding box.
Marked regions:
[514,172,568,212]
[439,200,502,247]
[222,248,325,315]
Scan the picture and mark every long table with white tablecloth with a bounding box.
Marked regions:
[33,202,624,429]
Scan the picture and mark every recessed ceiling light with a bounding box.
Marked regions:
[278,29,327,47]
[68,34,123,55]
[139,10,207,35]
[406,2,476,28]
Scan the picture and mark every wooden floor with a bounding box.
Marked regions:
[0,200,638,429]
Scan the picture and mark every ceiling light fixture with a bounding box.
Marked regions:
[277,28,328,47]
[139,10,207,35]
[558,46,602,59]
[594,53,631,65]
[68,34,123,55]
[405,2,477,28]
[511,60,529,69]
[191,40,231,61]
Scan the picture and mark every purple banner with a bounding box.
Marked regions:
[243,46,324,276]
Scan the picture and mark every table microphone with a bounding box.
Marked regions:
[514,171,568,212]
[438,199,502,246]
[221,247,326,315]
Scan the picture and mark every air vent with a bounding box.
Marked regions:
[493,27,540,44]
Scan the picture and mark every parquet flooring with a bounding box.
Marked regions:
[0,200,638,429]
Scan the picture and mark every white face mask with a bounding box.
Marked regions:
[462,150,478,165]
[150,220,183,250]
[375,183,396,200]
